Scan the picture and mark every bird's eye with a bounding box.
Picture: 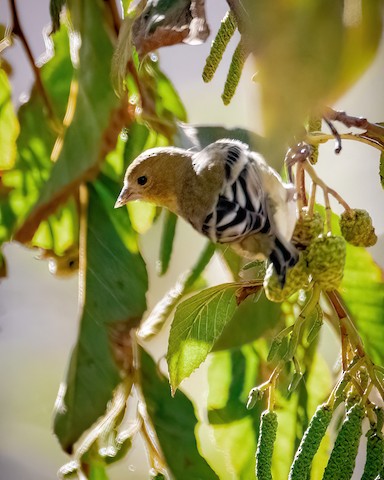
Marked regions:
[137,175,147,186]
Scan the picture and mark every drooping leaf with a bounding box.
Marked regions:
[341,244,384,365]
[167,283,239,392]
[157,210,178,275]
[0,68,19,170]
[53,182,147,452]
[230,0,382,159]
[15,0,124,243]
[140,348,219,480]
[139,241,215,339]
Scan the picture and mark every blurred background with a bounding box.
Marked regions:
[1,1,384,478]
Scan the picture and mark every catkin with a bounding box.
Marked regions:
[361,429,384,480]
[256,410,278,480]
[322,403,365,480]
[289,404,332,479]
[221,42,247,105]
[202,11,237,83]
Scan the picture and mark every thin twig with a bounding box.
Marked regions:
[107,0,122,35]
[8,0,56,122]
[303,161,351,213]
[326,290,384,401]
[307,132,384,152]
[323,189,332,234]
[307,182,317,216]
[324,107,384,138]
[323,117,342,154]
[295,163,305,211]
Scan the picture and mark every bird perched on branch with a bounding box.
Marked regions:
[115,139,298,285]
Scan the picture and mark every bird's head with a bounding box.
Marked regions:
[114,146,193,210]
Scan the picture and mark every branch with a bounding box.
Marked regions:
[324,107,384,137]
[326,290,384,401]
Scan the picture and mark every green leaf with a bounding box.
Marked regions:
[213,291,281,351]
[167,283,239,392]
[341,244,384,365]
[123,121,151,170]
[1,25,73,244]
[53,182,147,452]
[139,241,215,339]
[0,68,19,169]
[204,346,263,479]
[138,57,187,138]
[157,210,177,275]
[31,198,79,255]
[140,348,219,480]
[15,0,121,243]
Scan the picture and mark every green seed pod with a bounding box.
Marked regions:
[256,410,278,480]
[340,209,377,247]
[306,234,346,290]
[264,254,309,302]
[202,10,237,83]
[362,428,384,480]
[293,210,324,249]
[289,404,333,480]
[222,41,247,105]
[323,403,365,480]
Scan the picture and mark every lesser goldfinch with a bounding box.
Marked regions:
[115,139,298,284]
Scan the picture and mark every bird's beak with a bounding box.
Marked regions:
[114,186,131,208]
[115,185,143,208]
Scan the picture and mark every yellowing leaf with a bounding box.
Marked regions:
[0,69,19,169]
[127,200,157,234]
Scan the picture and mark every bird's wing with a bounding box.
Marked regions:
[200,143,272,243]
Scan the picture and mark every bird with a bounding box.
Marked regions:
[115,138,298,285]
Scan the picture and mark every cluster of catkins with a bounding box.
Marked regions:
[264,208,377,301]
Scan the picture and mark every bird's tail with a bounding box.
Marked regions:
[269,235,299,287]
